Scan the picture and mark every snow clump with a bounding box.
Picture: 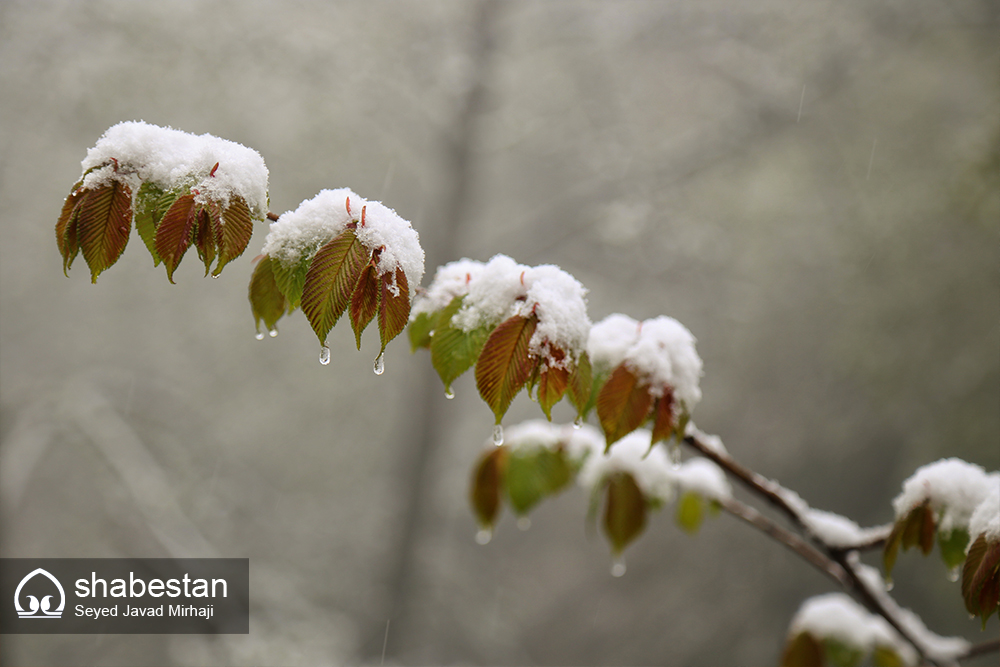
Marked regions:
[892,458,998,534]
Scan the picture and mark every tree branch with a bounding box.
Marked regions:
[717,496,851,588]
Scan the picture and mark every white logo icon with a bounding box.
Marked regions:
[14,568,65,619]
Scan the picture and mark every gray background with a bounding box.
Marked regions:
[1,1,997,665]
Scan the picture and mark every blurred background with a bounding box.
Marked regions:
[1,1,997,665]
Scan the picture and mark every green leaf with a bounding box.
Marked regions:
[378,267,410,356]
[248,255,287,335]
[408,310,435,351]
[475,314,539,424]
[55,184,84,276]
[154,193,198,283]
[350,262,380,349]
[212,195,254,276]
[270,254,311,311]
[505,448,572,515]
[824,638,864,667]
[596,362,653,450]
[76,181,133,283]
[872,645,906,667]
[650,389,676,444]
[676,490,704,534]
[470,446,507,528]
[300,229,367,344]
[962,534,1000,626]
[938,528,970,571]
[567,351,594,420]
[538,363,569,421]
[781,632,825,667]
[133,182,173,266]
[602,471,647,554]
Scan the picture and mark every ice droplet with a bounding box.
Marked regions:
[255,332,265,340]
[445,387,455,400]
[373,353,385,375]
[475,529,492,545]
[493,424,504,446]
[573,416,583,429]
[611,557,626,577]
[885,579,894,592]
[947,567,960,583]
[268,328,278,338]
[517,517,532,531]
[319,346,331,365]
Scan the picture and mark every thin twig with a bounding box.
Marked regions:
[718,496,851,587]
[962,638,1000,660]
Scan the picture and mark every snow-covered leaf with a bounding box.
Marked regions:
[470,446,507,529]
[537,363,569,421]
[650,390,676,444]
[475,314,538,424]
[430,297,491,393]
[133,182,177,266]
[270,255,311,311]
[962,534,1000,626]
[596,362,653,449]
[602,471,647,554]
[248,255,287,335]
[77,181,133,283]
[349,262,380,350]
[154,192,198,283]
[213,195,254,276]
[781,632,824,667]
[378,267,410,356]
[300,229,367,344]
[505,448,572,516]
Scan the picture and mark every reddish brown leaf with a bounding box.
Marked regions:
[597,363,654,449]
[603,472,647,554]
[378,267,410,355]
[349,262,380,350]
[76,182,133,283]
[962,534,1000,622]
[781,632,825,667]
[538,362,569,421]
[475,314,539,424]
[55,186,84,276]
[212,195,254,276]
[195,207,217,275]
[248,255,287,335]
[154,193,198,283]
[470,446,508,528]
[300,229,367,344]
[650,389,676,444]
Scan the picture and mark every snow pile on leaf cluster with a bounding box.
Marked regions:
[576,429,730,502]
[414,254,590,366]
[500,419,604,461]
[588,313,703,408]
[787,593,918,667]
[82,121,269,218]
[968,480,1000,544]
[892,458,999,535]
[263,187,424,291]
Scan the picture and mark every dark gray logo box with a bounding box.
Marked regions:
[1,559,248,634]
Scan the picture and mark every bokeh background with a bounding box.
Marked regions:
[1,1,997,665]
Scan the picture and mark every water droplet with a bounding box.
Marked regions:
[212,273,221,280]
[968,613,976,620]
[373,353,385,375]
[573,416,583,429]
[517,517,532,531]
[475,528,492,545]
[445,387,455,400]
[611,557,626,577]
[319,346,331,365]
[947,567,960,583]
[255,332,265,341]
[668,443,682,470]
[885,579,894,592]
[268,328,278,338]
[493,424,504,446]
